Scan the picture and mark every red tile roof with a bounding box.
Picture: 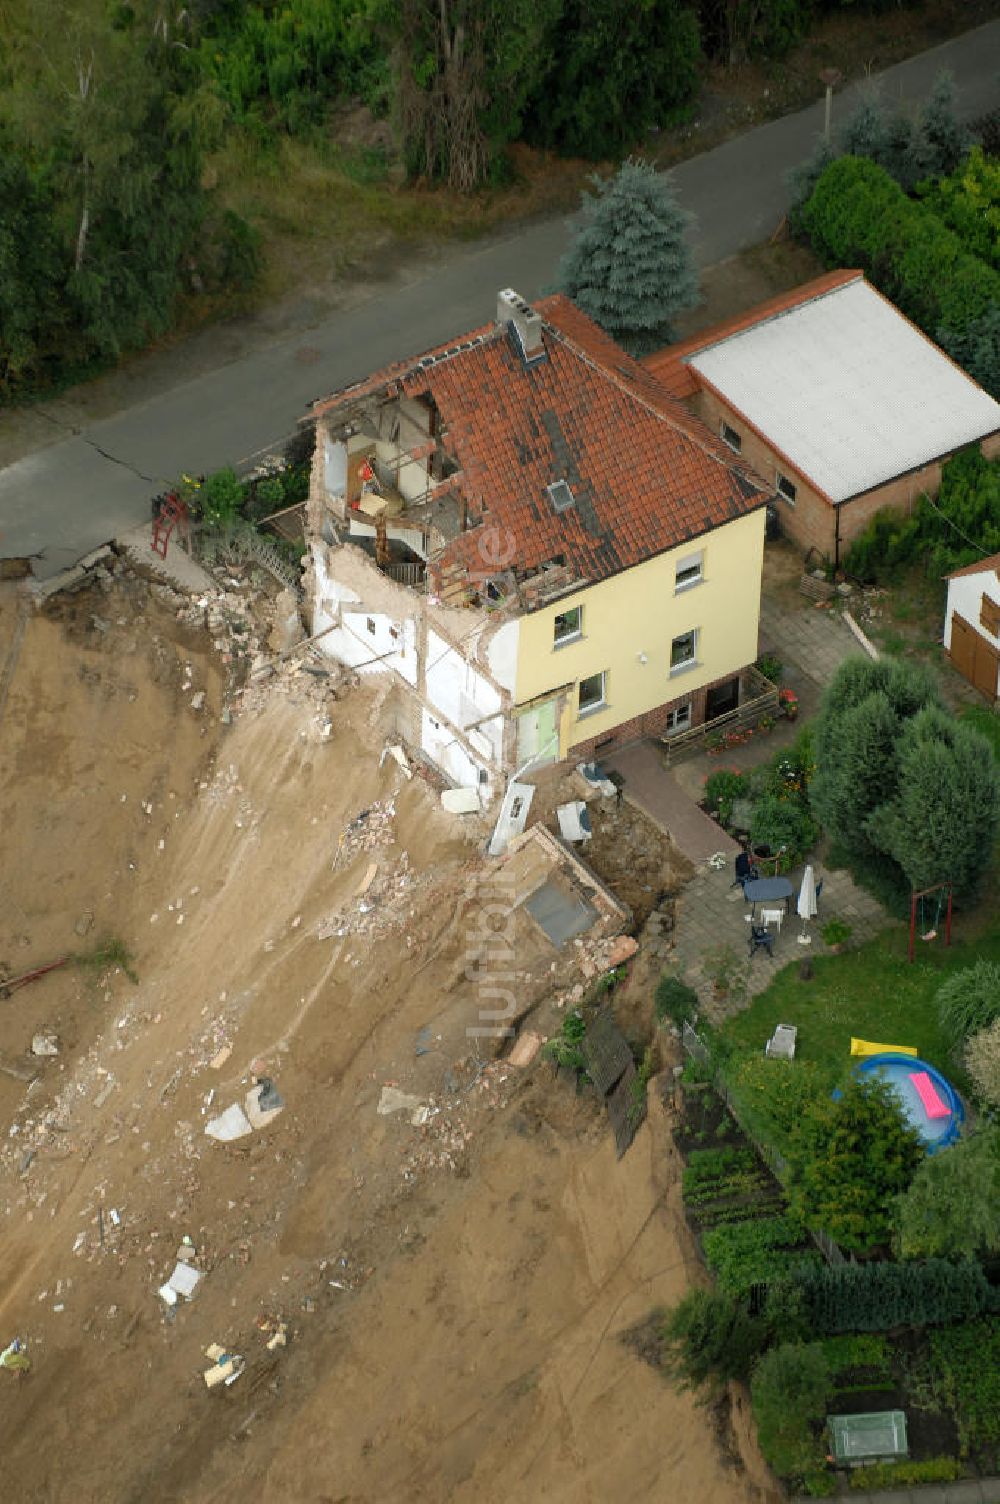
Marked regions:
[311,295,768,596]
[642,269,863,398]
[946,551,1000,580]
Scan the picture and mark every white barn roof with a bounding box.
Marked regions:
[689,279,1000,503]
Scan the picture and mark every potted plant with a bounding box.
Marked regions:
[779,687,799,721]
[757,712,776,734]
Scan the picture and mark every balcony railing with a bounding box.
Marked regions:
[381,559,427,589]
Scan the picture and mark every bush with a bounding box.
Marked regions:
[774,1258,993,1335]
[928,1318,1000,1457]
[703,768,749,825]
[654,973,698,1029]
[848,1458,963,1490]
[936,961,1000,1050]
[542,1008,587,1073]
[749,792,818,868]
[199,467,247,529]
[820,919,851,947]
[800,155,1000,351]
[723,1055,825,1156]
[917,147,1000,272]
[786,1075,924,1255]
[755,653,783,684]
[965,1020,1000,1110]
[895,1129,1000,1261]
[751,1341,831,1479]
[659,1287,770,1393]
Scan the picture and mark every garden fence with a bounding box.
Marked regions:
[679,1023,849,1269]
[661,666,779,765]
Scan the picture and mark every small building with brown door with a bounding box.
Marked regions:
[645,270,1000,567]
[944,552,1000,702]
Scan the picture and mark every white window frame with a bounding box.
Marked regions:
[720,421,742,453]
[674,551,704,594]
[665,702,692,736]
[553,605,583,647]
[670,628,699,676]
[776,471,797,505]
[577,670,607,718]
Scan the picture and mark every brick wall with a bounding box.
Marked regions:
[692,389,835,559]
[568,664,748,762]
[694,388,1000,566]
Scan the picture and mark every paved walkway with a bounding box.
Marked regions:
[796,1479,1000,1504]
[117,521,216,594]
[606,740,741,866]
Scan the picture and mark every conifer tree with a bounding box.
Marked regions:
[911,70,971,181]
[556,158,698,357]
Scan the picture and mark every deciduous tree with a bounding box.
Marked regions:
[896,1129,1000,1260]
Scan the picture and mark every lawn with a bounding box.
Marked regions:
[717,923,1000,1095]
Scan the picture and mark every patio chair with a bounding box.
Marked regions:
[815,878,824,908]
[761,907,783,933]
[732,850,760,897]
[765,1024,797,1060]
[748,924,774,959]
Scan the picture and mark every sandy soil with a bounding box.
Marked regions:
[0,569,779,1504]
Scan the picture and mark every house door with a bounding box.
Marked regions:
[516,697,559,768]
[951,613,1000,699]
[706,677,740,720]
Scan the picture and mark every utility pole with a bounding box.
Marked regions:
[819,68,843,142]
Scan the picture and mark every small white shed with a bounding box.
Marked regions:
[944,552,1000,702]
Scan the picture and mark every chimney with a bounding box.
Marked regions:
[496,288,545,365]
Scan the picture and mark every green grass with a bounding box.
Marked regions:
[960,704,1000,761]
[718,925,1000,1093]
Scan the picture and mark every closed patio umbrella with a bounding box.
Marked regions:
[797,863,818,945]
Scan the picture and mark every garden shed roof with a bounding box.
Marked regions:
[659,277,1000,504]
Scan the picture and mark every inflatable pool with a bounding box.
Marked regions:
[854,1053,964,1151]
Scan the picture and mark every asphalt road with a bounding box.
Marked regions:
[2,18,998,578]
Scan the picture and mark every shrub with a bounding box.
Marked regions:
[786,1075,924,1254]
[800,156,1000,348]
[542,1008,587,1073]
[749,792,818,867]
[965,1020,1000,1110]
[865,705,1000,903]
[848,1458,963,1490]
[755,653,783,684]
[751,1341,831,1479]
[937,961,1000,1050]
[703,768,748,825]
[199,468,246,529]
[659,1287,770,1393]
[654,974,698,1029]
[774,1258,993,1335]
[895,1129,1000,1261]
[928,1318,1000,1456]
[820,919,851,947]
[918,147,1000,272]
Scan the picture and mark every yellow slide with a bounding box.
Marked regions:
[850,1038,918,1058]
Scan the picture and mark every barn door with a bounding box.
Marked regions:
[951,613,1000,700]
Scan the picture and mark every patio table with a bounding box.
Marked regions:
[744,876,794,916]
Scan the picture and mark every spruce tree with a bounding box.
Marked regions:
[836,91,888,164]
[555,158,699,357]
[911,70,971,181]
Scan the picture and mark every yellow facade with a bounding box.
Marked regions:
[513,509,766,757]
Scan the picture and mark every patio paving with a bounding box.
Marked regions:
[669,856,895,1017]
[605,740,741,866]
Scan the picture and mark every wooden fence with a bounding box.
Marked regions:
[662,665,780,765]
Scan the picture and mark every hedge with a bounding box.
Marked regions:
[800,156,1000,346]
[772,1257,993,1335]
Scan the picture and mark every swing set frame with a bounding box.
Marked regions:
[908,881,952,963]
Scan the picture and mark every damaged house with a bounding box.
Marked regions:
[302,289,770,799]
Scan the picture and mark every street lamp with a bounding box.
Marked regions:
[819,68,843,143]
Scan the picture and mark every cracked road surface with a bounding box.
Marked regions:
[1,18,997,579]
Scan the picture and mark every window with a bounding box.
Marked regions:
[720,421,742,453]
[776,471,797,505]
[546,480,575,514]
[366,617,376,635]
[577,671,607,716]
[670,629,698,673]
[980,593,1000,637]
[553,606,582,645]
[665,703,692,735]
[674,552,704,593]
